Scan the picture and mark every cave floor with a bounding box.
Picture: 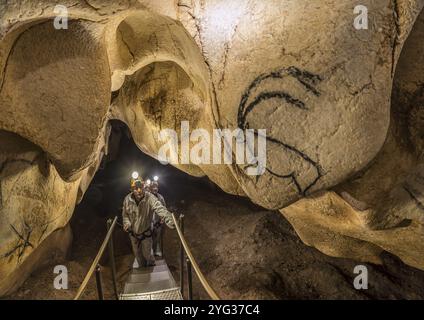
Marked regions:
[6,180,424,300]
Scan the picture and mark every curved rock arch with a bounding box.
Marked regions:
[0,0,424,296]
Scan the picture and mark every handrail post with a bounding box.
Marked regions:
[107,218,119,300]
[186,257,193,300]
[74,216,118,300]
[160,224,164,258]
[179,214,185,298]
[171,213,220,300]
[95,264,104,300]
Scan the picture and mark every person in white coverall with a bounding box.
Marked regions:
[122,179,174,267]
[150,180,166,257]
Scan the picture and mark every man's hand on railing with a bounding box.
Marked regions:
[167,213,176,229]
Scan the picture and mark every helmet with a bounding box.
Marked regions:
[150,180,159,194]
[131,178,144,190]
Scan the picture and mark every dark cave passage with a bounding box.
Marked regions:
[7,120,424,300]
[3,0,424,304]
[68,120,232,300]
[79,120,220,221]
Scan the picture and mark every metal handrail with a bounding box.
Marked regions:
[74,213,218,300]
[74,216,118,300]
[172,213,220,300]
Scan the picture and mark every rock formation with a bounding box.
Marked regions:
[0,0,423,295]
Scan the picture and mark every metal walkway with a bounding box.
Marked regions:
[74,215,219,300]
[120,259,182,300]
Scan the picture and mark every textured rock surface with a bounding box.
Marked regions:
[0,0,424,295]
[0,224,72,297]
[163,190,424,299]
[281,8,424,271]
[0,131,78,295]
[0,20,111,178]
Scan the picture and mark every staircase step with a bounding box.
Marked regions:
[120,288,183,300]
[122,259,181,299]
[154,259,166,266]
[131,264,169,274]
[127,270,170,284]
[124,279,177,294]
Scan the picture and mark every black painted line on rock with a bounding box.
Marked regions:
[266,168,302,195]
[1,244,22,259]
[265,135,323,196]
[1,227,33,261]
[237,66,324,196]
[238,66,323,128]
[244,130,322,196]
[240,91,306,128]
[286,66,323,96]
[9,223,33,261]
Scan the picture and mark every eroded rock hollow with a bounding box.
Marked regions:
[0,0,423,296]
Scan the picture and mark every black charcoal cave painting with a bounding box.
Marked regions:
[1,221,34,263]
[237,66,324,196]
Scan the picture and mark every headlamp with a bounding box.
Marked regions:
[131,171,139,179]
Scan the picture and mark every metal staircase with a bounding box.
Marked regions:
[74,214,219,300]
[120,259,182,300]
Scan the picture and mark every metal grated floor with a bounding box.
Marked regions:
[119,259,182,300]
[120,288,183,300]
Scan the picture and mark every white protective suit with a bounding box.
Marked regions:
[122,191,174,267]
